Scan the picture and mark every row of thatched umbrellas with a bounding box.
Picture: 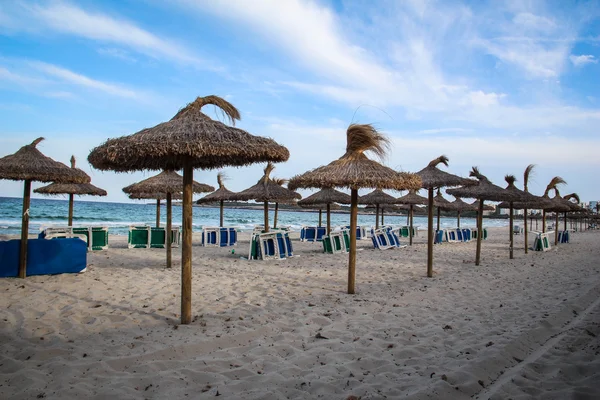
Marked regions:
[1,95,591,326]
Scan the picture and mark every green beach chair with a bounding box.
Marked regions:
[128,226,150,248]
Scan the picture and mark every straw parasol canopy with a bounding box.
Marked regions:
[416,155,474,277]
[447,167,521,265]
[470,200,495,212]
[396,190,428,245]
[234,163,301,232]
[298,188,351,232]
[34,156,107,226]
[539,177,567,239]
[445,196,476,229]
[359,189,398,229]
[88,95,289,325]
[129,192,183,200]
[196,172,238,227]
[289,124,421,294]
[432,188,453,231]
[0,138,90,278]
[123,169,214,269]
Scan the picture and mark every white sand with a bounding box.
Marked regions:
[1,227,599,399]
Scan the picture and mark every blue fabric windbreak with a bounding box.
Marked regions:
[0,238,87,277]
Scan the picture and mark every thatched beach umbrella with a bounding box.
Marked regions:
[396,190,428,245]
[445,197,475,228]
[359,189,398,229]
[34,156,107,226]
[447,167,521,266]
[297,188,351,233]
[271,177,296,229]
[88,95,289,324]
[234,163,300,232]
[540,177,566,235]
[433,189,452,232]
[562,193,581,232]
[299,202,342,228]
[289,124,421,294]
[0,138,90,278]
[416,155,474,277]
[500,175,546,259]
[196,172,238,227]
[123,170,214,269]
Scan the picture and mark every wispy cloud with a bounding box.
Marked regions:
[570,54,598,67]
[97,47,137,63]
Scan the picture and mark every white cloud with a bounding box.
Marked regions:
[570,54,598,67]
[29,62,140,99]
[97,48,137,63]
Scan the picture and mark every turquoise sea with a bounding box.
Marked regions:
[0,196,508,236]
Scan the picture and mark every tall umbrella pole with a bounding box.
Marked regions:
[524,207,529,254]
[68,194,74,226]
[348,189,358,294]
[326,203,331,234]
[427,188,434,278]
[318,209,322,227]
[375,204,380,229]
[381,208,385,226]
[457,210,461,228]
[166,192,172,269]
[219,200,224,227]
[19,179,32,279]
[542,210,546,233]
[409,204,414,246]
[437,206,441,231]
[509,202,514,259]
[263,201,269,233]
[181,164,193,325]
[554,213,559,245]
[476,200,484,266]
[273,202,279,229]
[156,199,161,228]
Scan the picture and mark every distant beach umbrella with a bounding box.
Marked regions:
[196,172,238,227]
[447,167,521,266]
[233,163,300,232]
[289,124,421,294]
[297,187,351,233]
[123,170,214,270]
[562,193,581,233]
[416,155,474,277]
[444,197,475,228]
[298,202,342,227]
[88,95,289,325]
[433,188,452,231]
[359,189,398,229]
[539,177,567,239]
[34,156,107,226]
[0,138,89,278]
[396,190,428,245]
[543,187,572,245]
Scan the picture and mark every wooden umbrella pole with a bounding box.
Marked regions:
[524,208,529,254]
[509,203,514,259]
[554,213,559,246]
[437,206,441,232]
[409,204,413,246]
[19,179,32,279]
[427,188,434,278]
[156,199,161,228]
[318,209,322,227]
[273,202,279,229]
[166,192,172,269]
[457,210,461,228]
[181,163,193,325]
[475,200,484,266]
[564,213,567,232]
[542,210,546,233]
[219,200,224,227]
[68,193,74,226]
[326,203,331,234]
[381,208,385,226]
[348,189,358,294]
[375,204,379,229]
[263,201,269,233]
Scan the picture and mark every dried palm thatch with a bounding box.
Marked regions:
[415,155,474,277]
[432,188,453,231]
[122,170,214,195]
[445,196,476,229]
[539,176,567,236]
[0,139,90,279]
[34,156,107,226]
[395,190,429,246]
[359,189,399,229]
[470,200,495,211]
[447,167,521,266]
[288,124,421,294]
[0,138,90,184]
[129,192,183,200]
[88,96,289,171]
[88,95,289,325]
[288,125,421,191]
[234,163,300,231]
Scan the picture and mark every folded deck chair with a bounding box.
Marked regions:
[344,225,367,240]
[41,226,109,251]
[445,229,458,243]
[248,231,292,260]
[558,230,570,244]
[533,232,552,251]
[372,227,405,250]
[461,228,472,242]
[471,227,488,240]
[513,225,523,235]
[434,229,445,244]
[455,228,464,242]
[323,230,349,254]
[0,238,87,277]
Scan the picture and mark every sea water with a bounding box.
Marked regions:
[0,196,507,236]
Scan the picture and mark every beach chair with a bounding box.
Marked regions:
[201,227,220,246]
[558,230,570,244]
[513,225,523,235]
[128,226,150,248]
[471,227,488,240]
[40,226,109,251]
[300,226,327,242]
[455,228,464,242]
[0,238,87,277]
[248,231,292,260]
[461,228,472,242]
[372,227,405,250]
[323,231,349,254]
[445,229,458,243]
[399,226,409,238]
[344,225,367,240]
[532,231,552,251]
[434,229,445,244]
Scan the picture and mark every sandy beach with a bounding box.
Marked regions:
[1,226,599,399]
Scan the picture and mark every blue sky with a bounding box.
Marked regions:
[1,0,599,203]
